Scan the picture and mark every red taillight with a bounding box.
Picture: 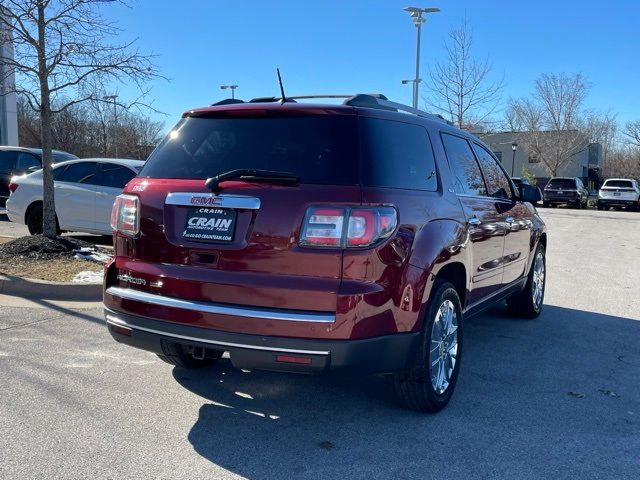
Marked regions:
[111,194,139,237]
[8,182,18,194]
[300,206,397,248]
[300,207,345,246]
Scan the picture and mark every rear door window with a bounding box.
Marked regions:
[472,144,513,200]
[61,162,98,184]
[15,153,41,172]
[100,164,137,189]
[141,115,359,185]
[0,151,16,173]
[441,133,487,196]
[360,117,437,191]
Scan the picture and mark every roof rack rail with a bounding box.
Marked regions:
[343,95,451,124]
[248,94,387,103]
[219,93,452,124]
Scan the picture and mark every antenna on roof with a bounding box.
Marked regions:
[276,68,287,104]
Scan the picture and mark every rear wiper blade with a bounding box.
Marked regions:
[205,169,299,192]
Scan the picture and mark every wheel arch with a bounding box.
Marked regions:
[24,200,43,224]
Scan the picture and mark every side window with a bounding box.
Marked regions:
[15,153,41,172]
[0,151,17,172]
[472,144,513,200]
[100,164,137,189]
[441,133,487,196]
[53,165,67,181]
[360,118,437,191]
[61,162,97,184]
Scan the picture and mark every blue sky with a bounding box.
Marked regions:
[102,0,640,129]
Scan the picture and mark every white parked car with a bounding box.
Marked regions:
[597,178,640,211]
[6,158,144,235]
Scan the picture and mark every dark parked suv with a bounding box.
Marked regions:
[0,146,77,207]
[105,94,547,412]
[543,177,588,209]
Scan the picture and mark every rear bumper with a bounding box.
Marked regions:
[105,307,420,375]
[598,198,638,207]
[543,193,578,203]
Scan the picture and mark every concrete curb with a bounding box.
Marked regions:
[0,274,102,301]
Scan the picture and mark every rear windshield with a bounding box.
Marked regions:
[547,178,576,188]
[140,115,359,185]
[603,180,633,188]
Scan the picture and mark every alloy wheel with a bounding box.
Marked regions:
[532,251,545,310]
[429,299,459,395]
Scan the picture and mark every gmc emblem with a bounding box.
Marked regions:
[190,196,223,206]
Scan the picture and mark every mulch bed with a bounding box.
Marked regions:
[0,235,110,282]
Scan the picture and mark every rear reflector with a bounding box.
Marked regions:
[111,194,140,237]
[109,323,132,337]
[300,206,397,248]
[276,355,312,365]
[8,182,18,193]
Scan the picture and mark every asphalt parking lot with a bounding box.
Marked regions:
[1,208,639,479]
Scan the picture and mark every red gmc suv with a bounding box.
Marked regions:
[104,94,546,412]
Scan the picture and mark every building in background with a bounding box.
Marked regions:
[0,10,19,146]
[480,131,602,191]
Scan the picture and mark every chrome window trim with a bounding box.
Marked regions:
[105,286,336,323]
[165,192,261,210]
[456,193,516,204]
[105,312,330,356]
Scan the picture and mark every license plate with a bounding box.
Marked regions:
[183,207,237,242]
[557,190,564,194]
[614,192,621,196]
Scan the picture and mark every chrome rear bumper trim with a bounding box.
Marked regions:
[105,286,336,323]
[105,313,330,356]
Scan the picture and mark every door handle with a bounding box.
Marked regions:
[468,217,481,226]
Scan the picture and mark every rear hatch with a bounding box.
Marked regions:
[544,178,577,197]
[113,108,361,315]
[600,180,637,200]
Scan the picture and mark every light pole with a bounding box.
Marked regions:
[511,142,518,177]
[103,95,118,157]
[220,84,239,99]
[404,6,440,109]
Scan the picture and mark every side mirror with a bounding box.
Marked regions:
[520,184,542,203]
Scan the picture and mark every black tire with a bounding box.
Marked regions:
[597,204,604,211]
[573,199,582,209]
[26,203,62,236]
[26,204,43,235]
[506,243,546,319]
[157,343,223,369]
[542,201,549,208]
[388,281,463,413]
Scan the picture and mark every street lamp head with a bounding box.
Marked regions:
[103,95,118,101]
[512,142,518,151]
[404,6,440,15]
[220,85,228,90]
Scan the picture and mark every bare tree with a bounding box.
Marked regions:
[604,146,640,180]
[426,19,504,129]
[0,0,160,238]
[507,73,590,176]
[17,94,164,159]
[622,120,640,148]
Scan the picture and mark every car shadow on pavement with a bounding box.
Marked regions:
[174,304,640,479]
